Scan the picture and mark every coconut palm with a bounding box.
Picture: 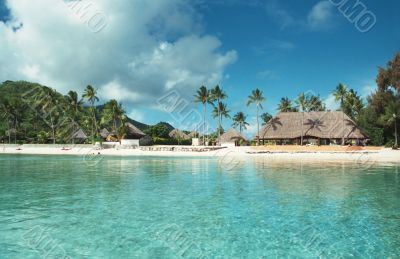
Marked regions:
[307,95,325,112]
[212,102,230,135]
[344,89,364,119]
[332,84,348,145]
[42,87,60,144]
[295,92,308,145]
[382,100,400,148]
[261,112,273,126]
[210,85,227,144]
[247,88,266,145]
[278,97,297,112]
[66,91,84,140]
[66,91,83,117]
[194,85,211,145]
[82,85,99,139]
[101,100,126,132]
[232,112,249,133]
[0,99,14,143]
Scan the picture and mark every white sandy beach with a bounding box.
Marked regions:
[1,144,399,165]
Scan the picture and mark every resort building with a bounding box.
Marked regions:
[99,128,110,139]
[71,128,88,143]
[169,129,190,140]
[258,111,368,145]
[121,123,147,147]
[220,128,247,147]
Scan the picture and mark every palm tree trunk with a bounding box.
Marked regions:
[203,103,206,146]
[342,110,345,145]
[395,119,398,147]
[256,106,260,145]
[217,100,221,145]
[301,112,304,146]
[91,104,98,138]
[7,120,11,144]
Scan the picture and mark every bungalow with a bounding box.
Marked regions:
[169,129,190,140]
[71,128,88,143]
[221,128,246,147]
[257,111,368,145]
[121,122,146,147]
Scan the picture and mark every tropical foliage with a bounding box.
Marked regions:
[1,52,399,147]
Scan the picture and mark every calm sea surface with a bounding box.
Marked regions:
[0,155,399,258]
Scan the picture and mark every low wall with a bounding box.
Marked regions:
[1,144,94,148]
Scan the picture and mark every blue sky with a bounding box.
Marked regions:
[0,0,399,136]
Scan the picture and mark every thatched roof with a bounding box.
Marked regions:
[258,112,367,140]
[100,128,109,138]
[221,128,246,143]
[169,129,190,140]
[125,122,146,139]
[71,129,88,139]
[188,131,201,138]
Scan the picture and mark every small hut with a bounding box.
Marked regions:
[71,129,88,143]
[169,129,190,140]
[220,128,246,147]
[100,128,110,139]
[121,122,146,147]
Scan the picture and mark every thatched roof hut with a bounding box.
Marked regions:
[221,128,246,145]
[169,129,190,140]
[71,129,88,140]
[100,128,110,138]
[188,131,201,138]
[258,112,367,140]
[125,122,146,139]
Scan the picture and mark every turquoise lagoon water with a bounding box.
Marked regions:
[0,154,399,258]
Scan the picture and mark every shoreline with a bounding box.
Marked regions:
[0,144,399,164]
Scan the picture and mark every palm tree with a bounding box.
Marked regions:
[307,95,325,112]
[82,85,99,140]
[382,100,400,148]
[210,85,227,144]
[247,88,266,145]
[102,100,125,132]
[278,97,296,112]
[0,99,14,143]
[66,91,83,118]
[332,84,348,145]
[194,85,210,145]
[66,91,83,140]
[232,112,249,133]
[42,88,59,144]
[212,102,230,135]
[261,112,273,126]
[295,92,308,145]
[344,89,364,119]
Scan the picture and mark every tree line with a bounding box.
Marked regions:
[0,52,399,147]
[194,52,399,147]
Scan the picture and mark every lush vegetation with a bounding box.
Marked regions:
[0,81,168,144]
[1,52,399,147]
[193,52,399,147]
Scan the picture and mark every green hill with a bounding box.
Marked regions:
[0,80,174,143]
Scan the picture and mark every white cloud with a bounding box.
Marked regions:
[324,94,340,111]
[127,109,145,122]
[257,70,277,80]
[307,1,335,30]
[360,83,376,99]
[0,0,237,119]
[264,0,336,31]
